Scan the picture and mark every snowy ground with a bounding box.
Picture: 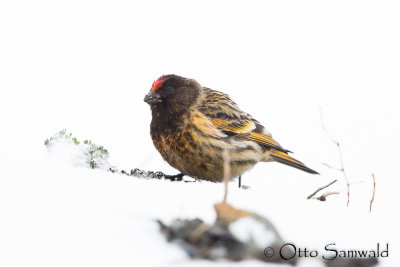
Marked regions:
[0,138,398,267]
[1,1,399,266]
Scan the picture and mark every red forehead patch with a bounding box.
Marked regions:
[151,77,165,90]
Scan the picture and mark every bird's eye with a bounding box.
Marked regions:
[166,86,175,95]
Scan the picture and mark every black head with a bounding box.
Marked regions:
[144,74,201,115]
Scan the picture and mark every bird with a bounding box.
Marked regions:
[144,74,318,185]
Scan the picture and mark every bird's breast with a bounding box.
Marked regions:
[149,111,264,181]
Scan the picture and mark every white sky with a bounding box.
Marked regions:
[0,1,399,265]
[1,0,399,180]
[1,0,400,205]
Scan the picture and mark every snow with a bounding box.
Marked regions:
[229,217,276,248]
[45,139,90,168]
[1,0,400,266]
[0,139,398,266]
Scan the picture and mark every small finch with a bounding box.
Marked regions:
[144,74,318,183]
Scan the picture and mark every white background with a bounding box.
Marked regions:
[1,1,399,266]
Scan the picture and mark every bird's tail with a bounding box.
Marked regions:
[268,149,319,174]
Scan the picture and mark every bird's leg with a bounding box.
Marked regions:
[163,173,184,182]
[238,175,242,188]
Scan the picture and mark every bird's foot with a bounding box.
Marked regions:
[114,168,185,182]
[240,185,251,190]
[131,168,185,181]
[237,175,251,189]
[111,167,194,183]
[163,173,184,182]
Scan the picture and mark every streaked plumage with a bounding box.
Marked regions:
[144,74,318,182]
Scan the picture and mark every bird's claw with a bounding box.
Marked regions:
[163,173,184,181]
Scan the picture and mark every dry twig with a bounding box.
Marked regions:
[370,173,376,212]
[222,151,231,203]
[313,191,340,201]
[307,179,337,199]
[319,108,351,206]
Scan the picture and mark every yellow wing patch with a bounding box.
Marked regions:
[192,112,226,137]
[212,118,255,133]
[209,116,284,150]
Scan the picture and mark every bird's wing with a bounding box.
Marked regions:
[197,88,319,174]
[198,88,288,153]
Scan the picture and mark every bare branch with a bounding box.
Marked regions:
[337,143,350,206]
[319,107,351,206]
[369,173,376,212]
[312,191,340,201]
[307,179,337,199]
[321,162,342,171]
[319,107,339,145]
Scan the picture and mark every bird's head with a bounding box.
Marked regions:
[144,74,201,114]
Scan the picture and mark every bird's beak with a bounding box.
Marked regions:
[144,90,161,104]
